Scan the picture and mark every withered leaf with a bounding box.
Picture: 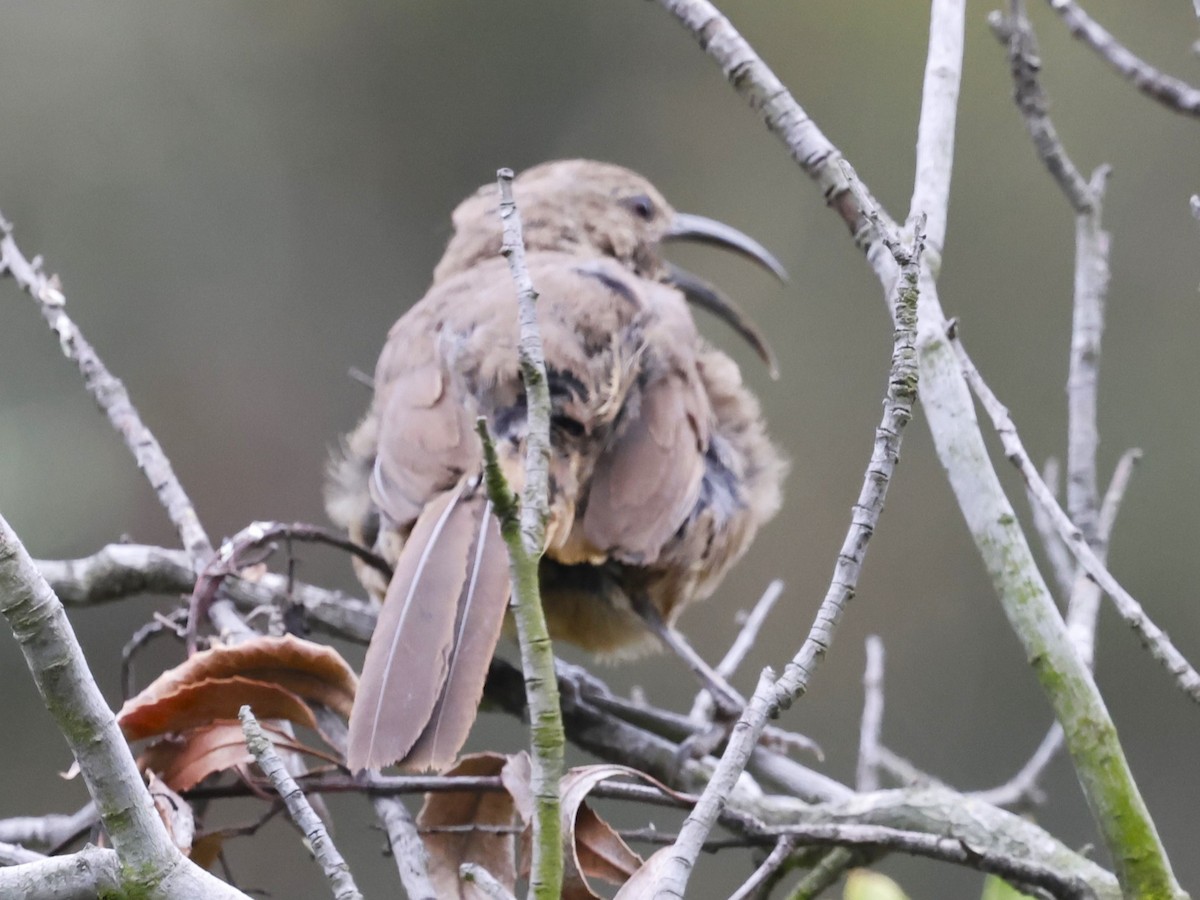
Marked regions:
[118,676,316,742]
[559,764,652,899]
[121,635,357,720]
[139,720,337,792]
[417,752,519,899]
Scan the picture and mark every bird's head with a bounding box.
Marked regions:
[433,160,786,375]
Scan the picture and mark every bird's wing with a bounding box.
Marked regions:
[582,371,708,564]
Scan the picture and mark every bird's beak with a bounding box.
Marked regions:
[665,213,788,282]
[665,264,779,380]
[663,213,785,378]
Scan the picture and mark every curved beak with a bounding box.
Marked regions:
[665,264,779,380]
[665,212,788,282]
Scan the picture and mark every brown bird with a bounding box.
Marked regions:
[328,160,786,772]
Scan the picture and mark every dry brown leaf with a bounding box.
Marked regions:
[118,676,316,742]
[119,635,358,720]
[147,771,195,854]
[417,752,519,899]
[139,720,338,792]
[558,764,654,899]
[500,751,534,823]
[574,803,643,886]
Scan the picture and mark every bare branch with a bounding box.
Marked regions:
[981,448,1141,808]
[1026,458,1077,598]
[0,512,247,898]
[497,168,551,557]
[372,797,438,900]
[909,0,967,254]
[490,167,564,900]
[856,636,886,792]
[459,863,519,900]
[650,207,925,899]
[654,668,778,898]
[1042,0,1200,117]
[0,803,95,851]
[186,520,389,652]
[727,837,795,900]
[760,821,1095,899]
[0,214,212,564]
[239,707,361,900]
[37,544,379,645]
[989,3,1097,213]
[655,0,902,283]
[773,219,923,708]
[956,339,1200,704]
[688,579,785,724]
[1067,448,1141,666]
[0,845,123,899]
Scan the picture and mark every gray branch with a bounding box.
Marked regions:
[0,214,212,565]
[1043,0,1200,117]
[0,512,247,898]
[239,707,361,900]
[856,636,886,793]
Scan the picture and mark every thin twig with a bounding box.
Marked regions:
[186,520,390,652]
[856,637,886,792]
[955,339,1200,704]
[1042,0,1200,117]
[772,221,922,710]
[0,804,97,852]
[37,544,380,645]
[727,837,795,900]
[655,0,903,284]
[989,3,1097,213]
[1027,458,1076,598]
[490,167,564,900]
[1066,447,1141,667]
[972,724,1060,809]
[372,797,437,900]
[651,217,925,899]
[239,706,362,900]
[688,580,784,724]
[0,214,212,564]
[498,169,551,558]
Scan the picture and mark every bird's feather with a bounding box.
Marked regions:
[403,499,511,771]
[347,481,479,771]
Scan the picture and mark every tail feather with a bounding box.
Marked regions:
[347,484,512,772]
[404,500,511,771]
[348,482,475,771]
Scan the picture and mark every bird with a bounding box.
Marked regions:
[327,160,787,772]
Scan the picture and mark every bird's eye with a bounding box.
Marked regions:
[623,194,657,221]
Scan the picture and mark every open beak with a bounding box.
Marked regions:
[665,264,779,380]
[663,213,785,378]
[665,213,788,282]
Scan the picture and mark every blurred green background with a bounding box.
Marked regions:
[1,1,1198,896]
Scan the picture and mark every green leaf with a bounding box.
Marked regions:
[980,874,1037,900]
[844,869,910,900]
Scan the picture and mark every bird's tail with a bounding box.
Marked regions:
[346,481,510,772]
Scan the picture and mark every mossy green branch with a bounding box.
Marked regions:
[483,167,564,900]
